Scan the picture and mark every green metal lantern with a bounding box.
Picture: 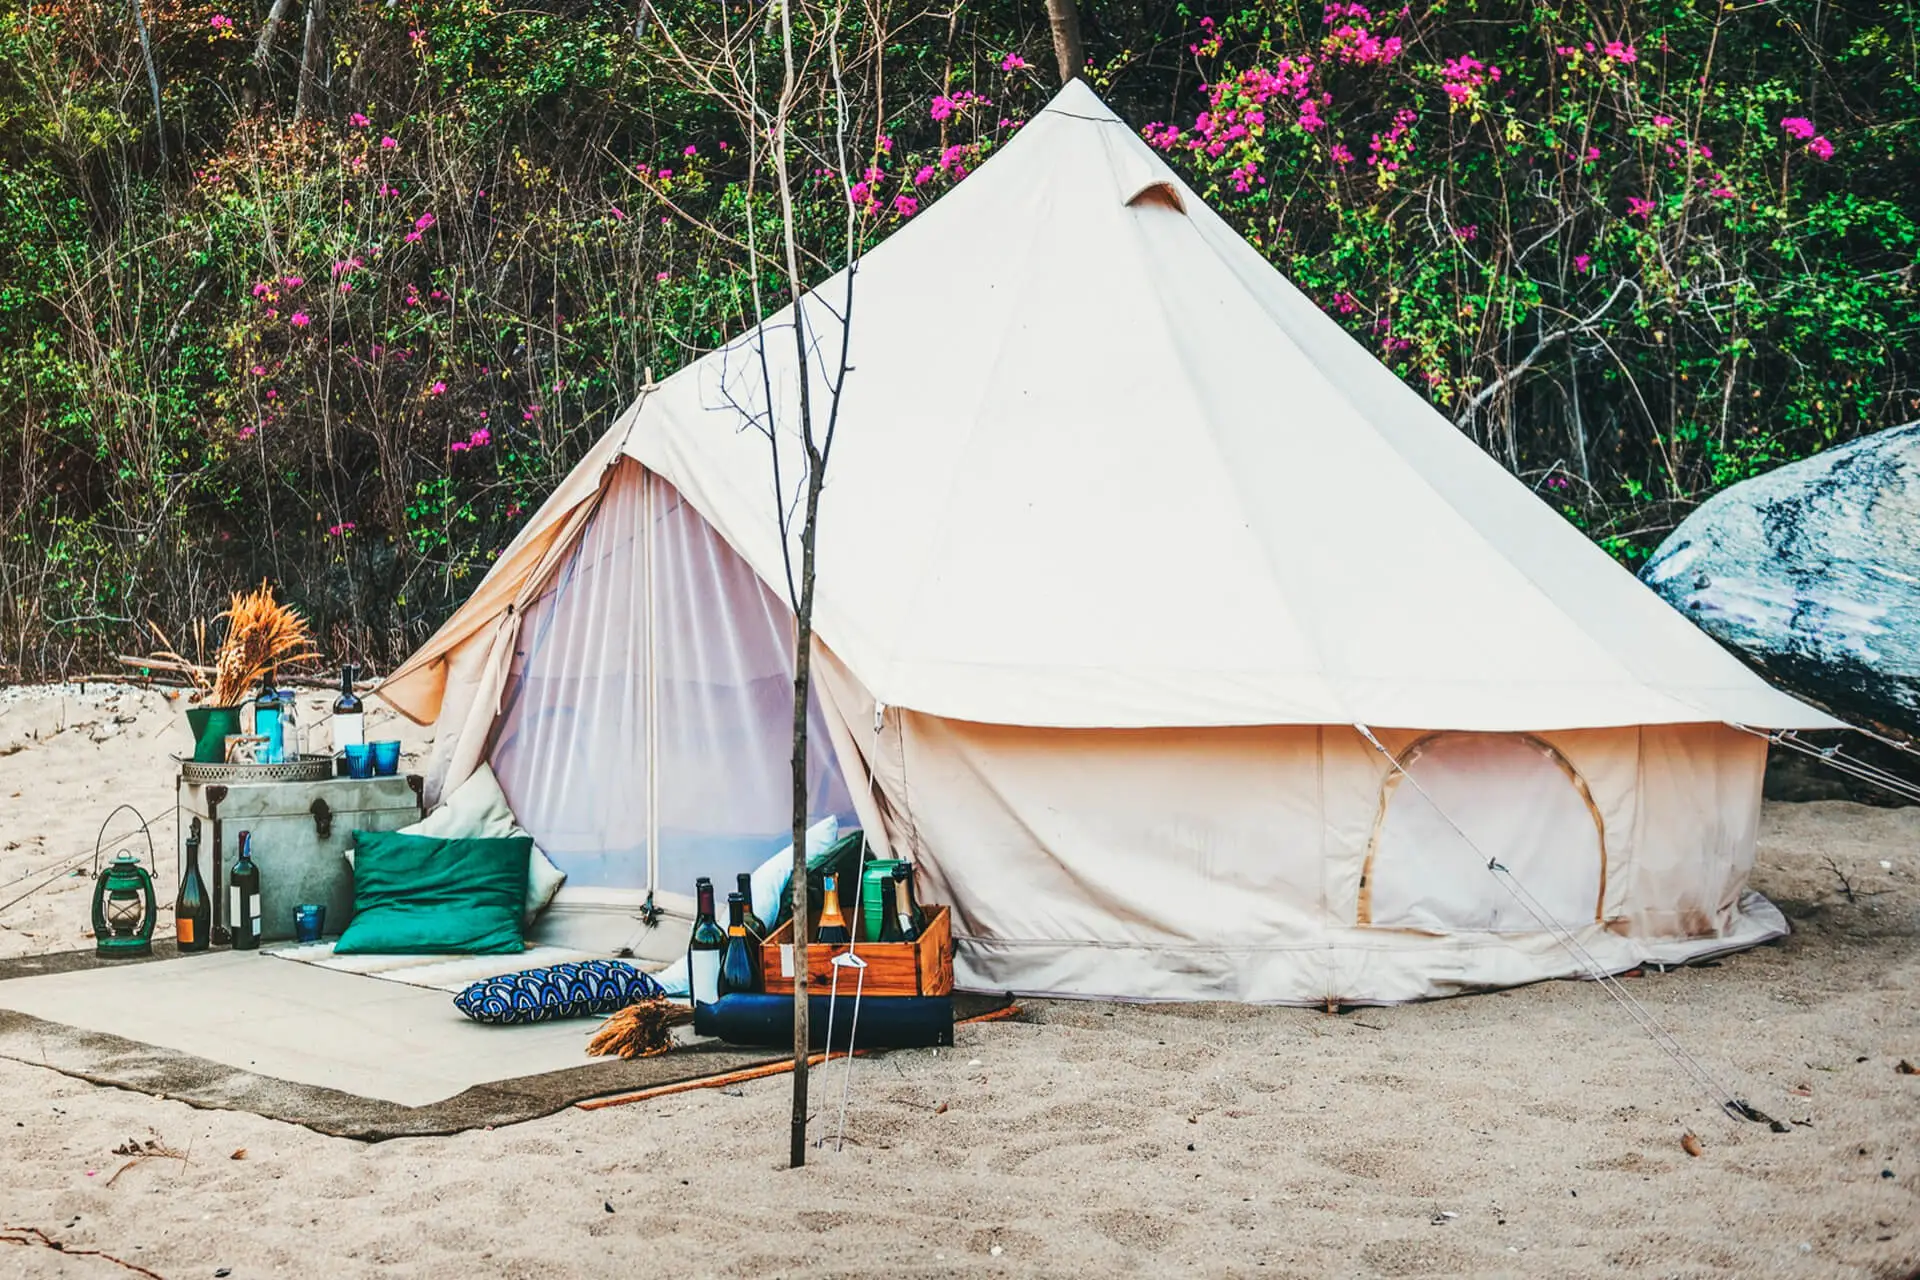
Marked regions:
[91,805,158,959]
[92,853,157,957]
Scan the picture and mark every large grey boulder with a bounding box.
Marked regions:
[1641,421,1920,737]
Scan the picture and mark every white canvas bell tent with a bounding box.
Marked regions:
[378,79,1838,1004]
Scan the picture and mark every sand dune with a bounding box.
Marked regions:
[1,684,1915,1278]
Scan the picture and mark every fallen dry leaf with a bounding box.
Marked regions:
[1789,1084,1813,1097]
[230,1149,247,1160]
[934,1101,949,1115]
[1681,1132,1704,1157]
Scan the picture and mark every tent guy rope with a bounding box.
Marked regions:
[1352,724,1780,1130]
[1735,725,1920,806]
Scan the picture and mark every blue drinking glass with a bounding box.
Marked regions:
[343,743,374,779]
[370,740,401,777]
[293,904,325,944]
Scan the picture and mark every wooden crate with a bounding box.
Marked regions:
[760,904,953,996]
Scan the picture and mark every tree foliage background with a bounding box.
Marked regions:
[1,0,1915,675]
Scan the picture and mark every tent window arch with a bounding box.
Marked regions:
[1358,732,1606,934]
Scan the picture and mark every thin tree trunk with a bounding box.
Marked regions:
[246,0,297,110]
[294,0,328,123]
[130,0,167,168]
[1045,0,1085,85]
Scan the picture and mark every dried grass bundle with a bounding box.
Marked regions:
[587,997,693,1060]
[146,582,316,706]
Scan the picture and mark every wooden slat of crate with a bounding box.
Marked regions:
[760,904,952,996]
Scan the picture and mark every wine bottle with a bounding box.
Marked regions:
[878,865,917,943]
[900,862,927,934]
[719,892,758,995]
[735,872,767,943]
[253,668,284,765]
[815,873,851,945]
[687,877,726,1007]
[229,832,262,951]
[331,662,364,768]
[175,818,211,953]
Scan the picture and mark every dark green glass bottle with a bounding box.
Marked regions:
[687,878,726,1006]
[719,893,758,995]
[879,863,926,943]
[815,874,851,945]
[735,872,767,943]
[175,818,211,953]
[228,832,261,951]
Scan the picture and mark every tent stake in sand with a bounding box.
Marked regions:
[825,950,868,1152]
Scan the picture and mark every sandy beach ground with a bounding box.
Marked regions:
[0,683,1915,1279]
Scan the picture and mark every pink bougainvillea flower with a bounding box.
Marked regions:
[914,165,936,186]
[380,136,398,150]
[657,169,673,180]
[210,13,233,27]
[876,135,892,154]
[450,441,469,453]
[683,144,698,156]
[1454,224,1478,241]
[414,213,436,231]
[1780,116,1815,140]
[237,425,257,441]
[283,275,303,288]
[251,282,269,298]
[656,271,670,282]
[1603,40,1636,63]
[469,428,491,447]
[249,364,266,376]
[349,112,369,127]
[1626,196,1655,219]
[1651,114,1674,128]
[1808,135,1835,159]
[1330,143,1355,166]
[1001,53,1028,71]
[892,193,918,218]
[429,381,447,395]
[328,521,356,536]
[290,311,311,327]
[610,204,627,221]
[1573,253,1591,273]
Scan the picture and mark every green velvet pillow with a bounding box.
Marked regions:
[334,830,531,956]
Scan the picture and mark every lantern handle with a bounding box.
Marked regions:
[92,804,156,880]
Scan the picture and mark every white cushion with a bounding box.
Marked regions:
[381,763,566,926]
[748,816,839,925]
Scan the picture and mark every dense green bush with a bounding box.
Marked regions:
[1,0,1914,676]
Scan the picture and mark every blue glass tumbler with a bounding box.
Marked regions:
[343,743,374,779]
[293,904,325,944]
[370,740,401,777]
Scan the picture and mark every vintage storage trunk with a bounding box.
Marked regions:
[760,904,954,997]
[176,771,424,944]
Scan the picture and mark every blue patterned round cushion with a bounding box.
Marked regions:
[452,960,663,1025]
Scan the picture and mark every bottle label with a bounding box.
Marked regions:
[177,919,195,946]
[779,944,794,979]
[229,887,241,929]
[690,951,722,1005]
[248,894,261,936]
[332,714,365,751]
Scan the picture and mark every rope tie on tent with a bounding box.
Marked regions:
[1733,725,1920,806]
[1353,724,1782,1130]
